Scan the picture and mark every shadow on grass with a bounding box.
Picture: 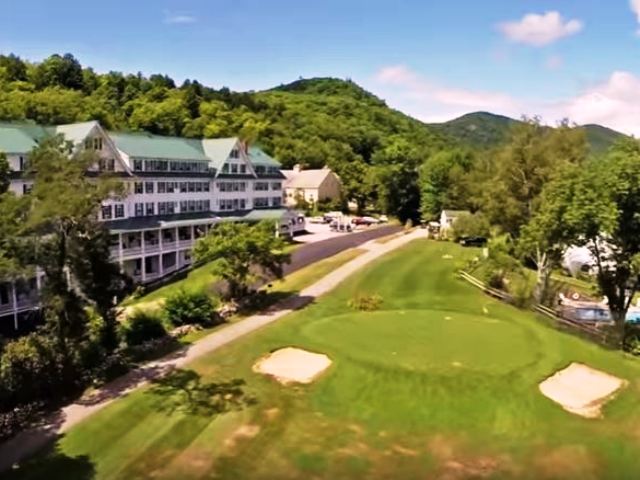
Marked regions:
[4,442,95,480]
[148,369,258,417]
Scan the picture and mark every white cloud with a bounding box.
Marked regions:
[544,54,563,70]
[370,65,640,135]
[372,65,521,122]
[631,0,640,33]
[557,71,640,135]
[497,11,583,47]
[163,11,197,25]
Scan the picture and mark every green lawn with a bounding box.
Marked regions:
[11,240,640,479]
[122,242,302,308]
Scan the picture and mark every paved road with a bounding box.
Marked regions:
[0,228,423,473]
[285,224,401,275]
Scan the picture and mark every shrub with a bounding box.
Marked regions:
[348,293,384,311]
[451,212,491,241]
[121,310,167,347]
[0,333,67,409]
[0,401,44,442]
[164,290,220,327]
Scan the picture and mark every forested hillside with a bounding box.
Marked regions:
[0,53,627,222]
[430,111,625,154]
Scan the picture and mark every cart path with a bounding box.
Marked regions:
[0,228,426,473]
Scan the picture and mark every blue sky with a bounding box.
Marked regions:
[2,1,640,133]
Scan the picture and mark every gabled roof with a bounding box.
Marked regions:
[54,121,99,145]
[110,131,211,161]
[442,210,470,218]
[201,137,239,170]
[282,168,334,189]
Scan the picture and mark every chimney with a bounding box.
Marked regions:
[293,164,302,173]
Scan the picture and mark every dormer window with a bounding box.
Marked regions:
[231,164,238,174]
[222,164,229,173]
[230,149,239,159]
[84,137,103,150]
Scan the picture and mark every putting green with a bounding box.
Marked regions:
[300,309,538,374]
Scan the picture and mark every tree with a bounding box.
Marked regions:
[558,140,640,345]
[0,152,9,194]
[518,168,578,304]
[193,221,290,299]
[31,53,84,90]
[451,211,490,241]
[481,118,587,236]
[419,148,473,219]
[0,54,27,82]
[24,135,127,353]
[372,137,426,222]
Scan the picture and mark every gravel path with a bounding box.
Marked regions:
[0,228,425,473]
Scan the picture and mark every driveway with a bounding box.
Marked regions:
[286,224,402,275]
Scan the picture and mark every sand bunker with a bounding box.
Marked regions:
[253,347,332,385]
[539,363,627,418]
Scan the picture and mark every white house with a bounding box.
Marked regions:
[0,121,302,333]
[439,210,470,235]
[281,165,342,207]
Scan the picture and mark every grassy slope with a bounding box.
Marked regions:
[12,241,640,480]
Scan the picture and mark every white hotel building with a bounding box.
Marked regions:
[0,121,304,333]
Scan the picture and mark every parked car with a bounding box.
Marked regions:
[309,216,325,224]
[352,216,379,226]
[459,236,487,247]
[330,220,353,232]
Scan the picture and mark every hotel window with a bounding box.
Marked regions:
[133,159,143,171]
[230,149,239,159]
[271,182,282,191]
[240,164,246,174]
[203,182,210,192]
[101,205,112,220]
[188,182,195,193]
[180,201,187,212]
[231,164,238,174]
[195,182,202,192]
[240,199,246,210]
[222,164,229,173]
[254,197,268,207]
[158,203,167,215]
[157,182,166,193]
[272,197,282,207]
[145,182,154,194]
[254,182,268,191]
[93,137,103,150]
[134,203,144,217]
[167,182,175,193]
[115,204,125,218]
[145,202,155,216]
[134,182,143,194]
[180,182,187,193]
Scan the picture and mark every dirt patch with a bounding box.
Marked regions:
[533,445,600,479]
[539,363,627,418]
[439,457,500,479]
[253,347,332,385]
[224,424,261,449]
[263,407,281,421]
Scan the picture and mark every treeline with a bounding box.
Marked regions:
[0,53,450,221]
[435,117,640,350]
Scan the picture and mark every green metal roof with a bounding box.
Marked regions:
[0,126,40,154]
[243,209,291,221]
[248,146,281,167]
[110,132,211,161]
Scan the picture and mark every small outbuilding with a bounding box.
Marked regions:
[282,165,342,207]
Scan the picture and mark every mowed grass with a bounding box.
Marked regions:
[11,240,640,479]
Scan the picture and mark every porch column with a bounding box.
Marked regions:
[118,232,123,264]
[175,227,178,248]
[11,282,18,331]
